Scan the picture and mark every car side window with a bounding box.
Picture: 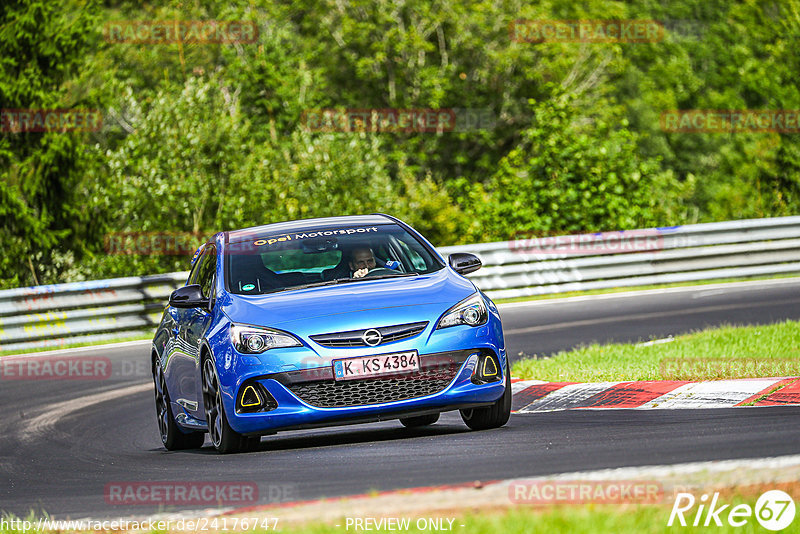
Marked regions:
[186,245,206,285]
[196,246,217,298]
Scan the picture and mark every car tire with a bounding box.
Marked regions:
[399,413,440,428]
[154,364,205,450]
[202,356,260,454]
[460,359,511,431]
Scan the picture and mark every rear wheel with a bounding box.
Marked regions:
[400,413,440,428]
[202,357,260,454]
[154,364,204,450]
[460,360,511,431]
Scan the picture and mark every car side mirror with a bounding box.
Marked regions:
[169,284,210,309]
[448,253,482,275]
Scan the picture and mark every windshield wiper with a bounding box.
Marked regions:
[275,278,357,292]
[348,272,420,282]
[253,272,420,295]
[265,272,419,294]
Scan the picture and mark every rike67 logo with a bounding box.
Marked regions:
[669,490,795,531]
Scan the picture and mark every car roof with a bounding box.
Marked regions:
[224,214,396,244]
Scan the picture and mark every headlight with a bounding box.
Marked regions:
[436,294,488,329]
[230,324,302,354]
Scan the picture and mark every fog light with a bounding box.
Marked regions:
[472,353,501,384]
[237,383,278,413]
[241,385,262,407]
[481,356,498,377]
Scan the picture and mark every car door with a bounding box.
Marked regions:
[164,244,215,417]
[181,244,217,416]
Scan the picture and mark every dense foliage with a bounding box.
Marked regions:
[1,0,799,287]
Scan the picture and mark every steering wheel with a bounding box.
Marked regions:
[363,267,399,278]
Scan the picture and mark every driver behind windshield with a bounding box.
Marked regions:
[349,246,377,278]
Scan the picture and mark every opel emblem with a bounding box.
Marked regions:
[362,329,382,346]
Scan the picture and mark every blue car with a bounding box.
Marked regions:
[151,214,510,453]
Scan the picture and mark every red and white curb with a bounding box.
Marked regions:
[511,377,800,413]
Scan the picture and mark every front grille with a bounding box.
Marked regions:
[285,363,461,408]
[310,321,428,348]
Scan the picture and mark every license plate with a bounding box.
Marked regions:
[333,350,420,381]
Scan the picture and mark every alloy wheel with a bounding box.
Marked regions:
[202,358,224,448]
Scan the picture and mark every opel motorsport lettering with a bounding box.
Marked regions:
[151,214,509,453]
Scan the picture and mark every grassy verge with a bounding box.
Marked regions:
[248,503,767,534]
[0,333,152,357]
[511,320,800,382]
[3,464,798,534]
[0,492,784,534]
[494,273,800,304]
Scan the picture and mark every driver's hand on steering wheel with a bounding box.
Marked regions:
[349,247,377,278]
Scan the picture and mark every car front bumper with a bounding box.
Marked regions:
[225,349,506,435]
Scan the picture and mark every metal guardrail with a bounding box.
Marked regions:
[439,216,800,300]
[2,216,799,352]
[0,273,188,352]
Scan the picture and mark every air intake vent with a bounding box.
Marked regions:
[286,363,460,408]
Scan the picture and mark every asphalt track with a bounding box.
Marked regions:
[2,278,800,518]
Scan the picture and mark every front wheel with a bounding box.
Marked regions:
[202,357,260,454]
[460,360,511,431]
[154,364,204,450]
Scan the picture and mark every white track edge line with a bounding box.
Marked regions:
[2,339,152,358]
[497,276,800,309]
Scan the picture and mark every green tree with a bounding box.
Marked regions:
[470,90,686,241]
[0,0,102,288]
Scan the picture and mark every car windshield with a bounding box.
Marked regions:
[225,223,443,295]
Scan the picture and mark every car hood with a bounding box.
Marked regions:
[220,268,476,331]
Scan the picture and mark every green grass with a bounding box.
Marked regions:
[0,332,152,357]
[451,503,770,534]
[512,320,800,382]
[274,506,760,534]
[494,274,800,304]
[0,502,773,534]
